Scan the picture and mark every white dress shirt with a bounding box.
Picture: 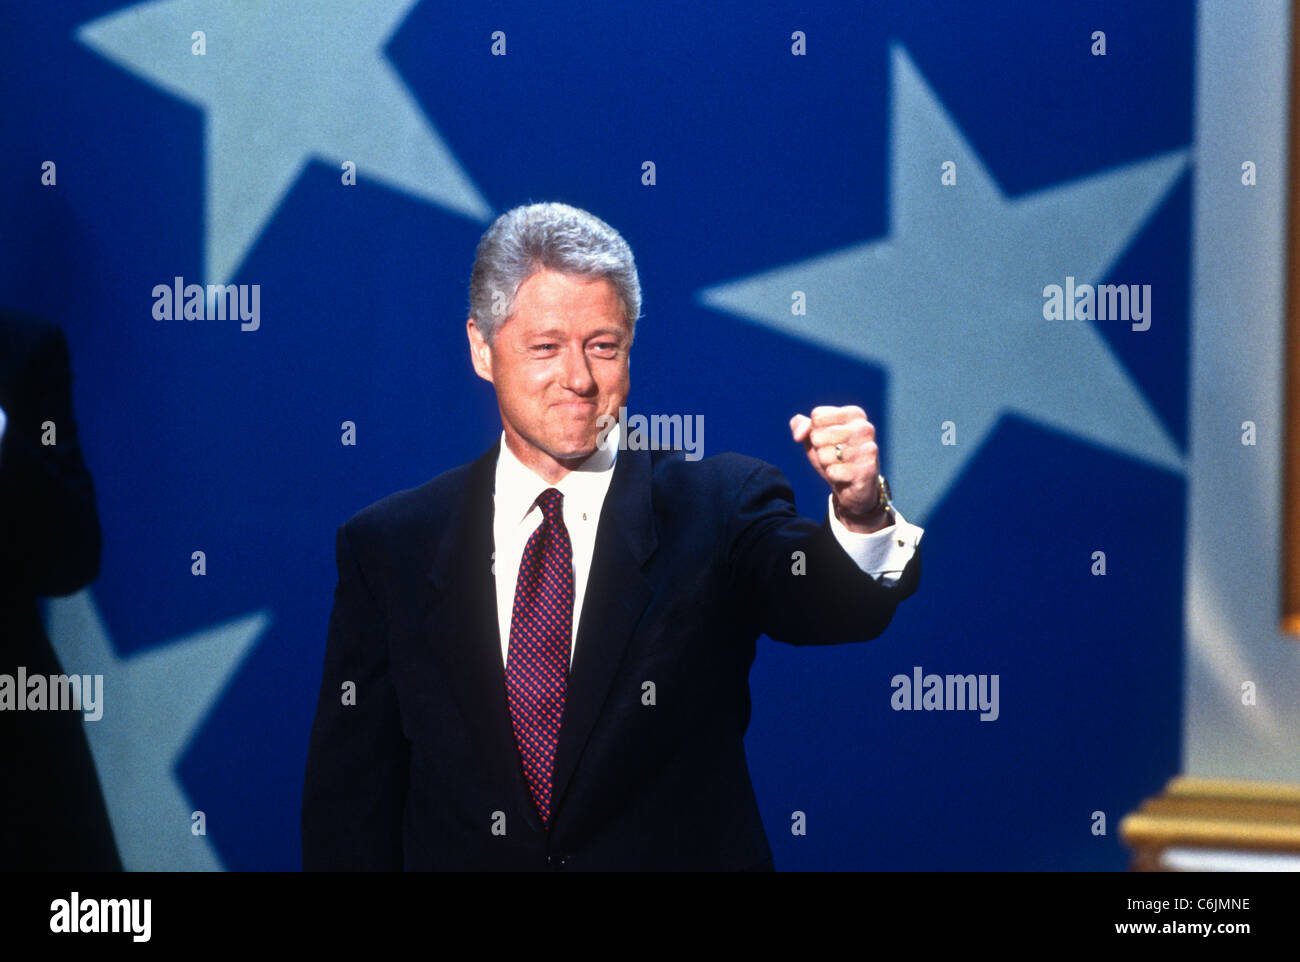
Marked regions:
[492,423,925,668]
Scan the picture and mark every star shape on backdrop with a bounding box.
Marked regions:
[46,590,269,871]
[700,44,1187,523]
[77,0,492,286]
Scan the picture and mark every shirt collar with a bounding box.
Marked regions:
[494,422,620,525]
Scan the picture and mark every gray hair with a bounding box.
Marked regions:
[468,202,641,344]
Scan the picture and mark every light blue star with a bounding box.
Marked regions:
[77,0,492,285]
[46,591,269,871]
[700,44,1187,522]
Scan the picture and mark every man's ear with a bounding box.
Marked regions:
[466,317,494,383]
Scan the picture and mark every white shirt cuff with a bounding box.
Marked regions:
[826,493,924,586]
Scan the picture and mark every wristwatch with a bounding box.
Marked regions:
[861,473,893,524]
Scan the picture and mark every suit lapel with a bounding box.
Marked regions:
[424,439,538,826]
[423,439,658,833]
[549,445,657,822]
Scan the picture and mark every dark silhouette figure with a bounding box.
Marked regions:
[1,312,121,870]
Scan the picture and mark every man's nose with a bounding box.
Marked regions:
[560,345,596,393]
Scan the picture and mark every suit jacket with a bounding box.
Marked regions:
[0,312,121,870]
[302,438,921,871]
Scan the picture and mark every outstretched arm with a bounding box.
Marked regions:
[727,460,921,646]
[728,403,923,645]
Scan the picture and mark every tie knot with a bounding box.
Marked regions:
[535,487,563,520]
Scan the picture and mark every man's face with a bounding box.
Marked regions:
[468,268,631,481]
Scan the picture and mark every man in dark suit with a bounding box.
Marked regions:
[302,203,923,871]
[1,312,121,870]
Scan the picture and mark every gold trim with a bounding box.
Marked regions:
[1165,775,1300,803]
[1140,798,1300,823]
[1120,777,1300,861]
[1120,814,1300,852]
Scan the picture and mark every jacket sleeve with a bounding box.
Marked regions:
[726,461,921,646]
[302,522,409,870]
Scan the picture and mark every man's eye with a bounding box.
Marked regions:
[592,343,618,354]
[533,343,557,351]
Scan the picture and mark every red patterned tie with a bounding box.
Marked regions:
[505,487,573,827]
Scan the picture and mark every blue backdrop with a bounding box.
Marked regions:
[2,0,1191,870]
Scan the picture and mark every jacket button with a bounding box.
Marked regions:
[547,853,571,871]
